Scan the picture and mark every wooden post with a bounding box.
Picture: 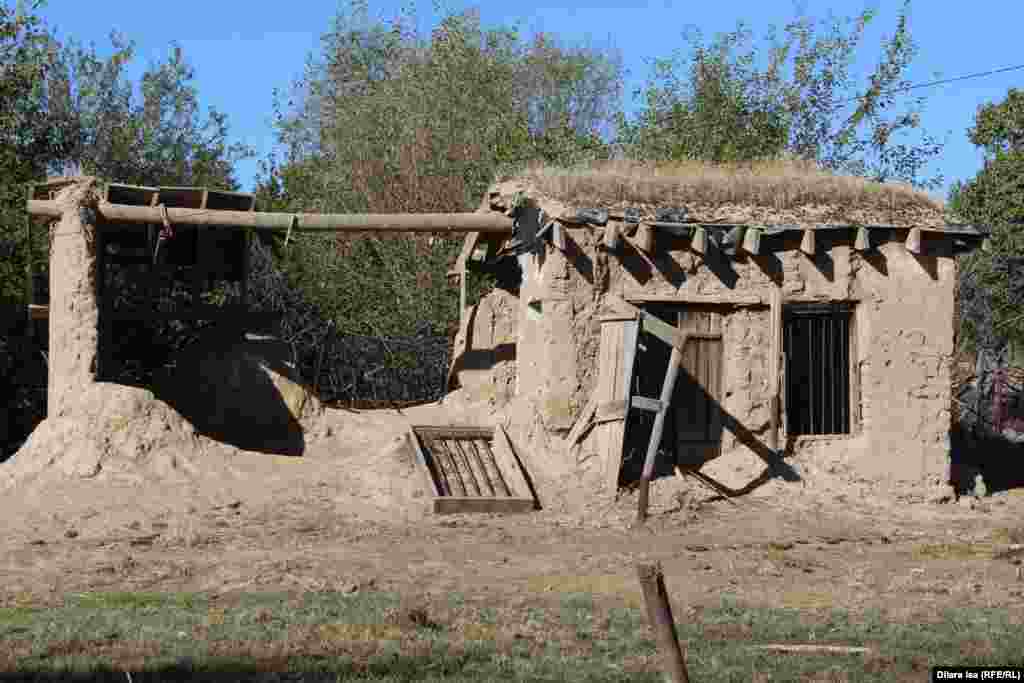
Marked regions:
[637,345,683,524]
[636,562,690,683]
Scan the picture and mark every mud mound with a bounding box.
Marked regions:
[0,328,327,492]
[0,382,209,491]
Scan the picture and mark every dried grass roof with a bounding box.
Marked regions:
[498,160,948,228]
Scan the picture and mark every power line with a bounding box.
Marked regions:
[648,63,1024,125]
[832,63,1024,108]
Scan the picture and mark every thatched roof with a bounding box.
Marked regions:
[494,160,948,228]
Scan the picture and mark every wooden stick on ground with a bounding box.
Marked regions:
[636,562,690,683]
[752,644,872,655]
[675,466,740,507]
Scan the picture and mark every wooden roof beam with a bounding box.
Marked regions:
[26,200,515,234]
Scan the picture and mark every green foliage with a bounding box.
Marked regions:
[0,0,70,304]
[49,36,254,188]
[0,1,253,453]
[256,2,623,338]
[617,2,943,190]
[950,88,1024,353]
[1,3,254,306]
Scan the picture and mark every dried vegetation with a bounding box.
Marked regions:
[504,159,948,227]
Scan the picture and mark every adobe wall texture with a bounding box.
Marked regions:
[459,193,957,492]
[47,178,102,418]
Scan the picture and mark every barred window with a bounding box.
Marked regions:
[784,303,854,436]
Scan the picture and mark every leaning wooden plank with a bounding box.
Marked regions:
[406,430,443,498]
[595,319,629,493]
[566,393,599,449]
[493,424,536,506]
[434,497,536,515]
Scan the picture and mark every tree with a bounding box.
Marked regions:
[0,0,76,304]
[256,2,623,341]
[617,2,944,190]
[949,89,1024,355]
[1,2,254,455]
[48,36,254,189]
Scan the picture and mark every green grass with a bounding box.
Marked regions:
[1,590,1022,681]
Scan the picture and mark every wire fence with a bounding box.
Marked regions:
[0,236,455,457]
[246,237,452,405]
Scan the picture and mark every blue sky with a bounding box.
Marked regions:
[37,0,1024,200]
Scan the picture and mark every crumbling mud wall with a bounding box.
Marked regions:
[470,178,958,494]
[47,178,102,418]
[2,178,327,492]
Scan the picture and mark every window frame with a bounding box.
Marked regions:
[783,302,859,437]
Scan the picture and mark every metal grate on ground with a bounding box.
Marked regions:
[407,425,537,514]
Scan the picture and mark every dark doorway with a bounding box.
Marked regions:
[620,304,725,484]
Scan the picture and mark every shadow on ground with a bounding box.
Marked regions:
[153,327,309,457]
[951,423,1024,495]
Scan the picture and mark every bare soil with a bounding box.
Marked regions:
[3,396,1023,630]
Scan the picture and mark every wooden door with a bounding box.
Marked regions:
[620,304,724,482]
[675,308,724,467]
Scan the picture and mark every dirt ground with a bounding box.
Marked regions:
[2,396,1024,629]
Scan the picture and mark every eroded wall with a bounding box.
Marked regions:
[502,215,956,489]
[48,179,102,418]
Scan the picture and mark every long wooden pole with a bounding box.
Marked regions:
[637,562,690,683]
[26,200,515,234]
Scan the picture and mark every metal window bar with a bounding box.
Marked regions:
[785,305,853,436]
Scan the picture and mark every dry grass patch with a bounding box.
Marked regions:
[914,542,998,561]
[991,526,1024,545]
[778,590,840,610]
[525,573,640,605]
[504,159,946,227]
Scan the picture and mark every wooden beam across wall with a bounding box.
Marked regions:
[27,200,516,234]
